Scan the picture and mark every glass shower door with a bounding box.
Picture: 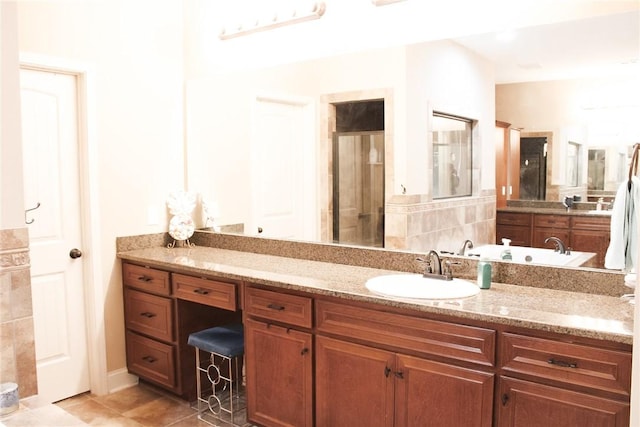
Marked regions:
[333,132,385,247]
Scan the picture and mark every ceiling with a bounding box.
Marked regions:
[453,10,640,84]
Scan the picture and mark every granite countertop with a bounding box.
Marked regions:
[497,206,613,217]
[117,246,634,345]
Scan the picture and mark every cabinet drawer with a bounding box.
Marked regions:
[125,288,174,342]
[496,224,531,247]
[534,214,570,228]
[316,300,495,367]
[245,286,312,328]
[173,273,237,311]
[123,263,170,296]
[500,333,631,397]
[126,331,176,389]
[497,212,531,226]
[571,216,610,231]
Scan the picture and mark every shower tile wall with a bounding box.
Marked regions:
[0,227,37,398]
[385,192,496,252]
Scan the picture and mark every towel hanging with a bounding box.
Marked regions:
[628,143,640,190]
[606,143,640,271]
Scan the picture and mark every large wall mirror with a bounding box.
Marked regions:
[186,6,639,274]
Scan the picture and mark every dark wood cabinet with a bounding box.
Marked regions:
[395,354,493,427]
[244,286,314,427]
[122,259,631,426]
[496,212,531,246]
[496,376,629,427]
[496,211,610,267]
[315,300,495,427]
[497,332,631,426]
[570,216,610,268]
[122,262,241,400]
[316,336,394,427]
[532,214,571,249]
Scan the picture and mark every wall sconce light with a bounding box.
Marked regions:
[371,0,407,6]
[219,1,326,40]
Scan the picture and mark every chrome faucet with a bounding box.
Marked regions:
[544,236,566,254]
[457,239,474,255]
[425,250,442,275]
[416,250,456,281]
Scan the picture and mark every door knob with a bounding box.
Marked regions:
[69,248,83,259]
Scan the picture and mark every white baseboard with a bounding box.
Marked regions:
[107,368,138,394]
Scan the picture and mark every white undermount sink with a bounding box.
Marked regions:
[365,274,480,300]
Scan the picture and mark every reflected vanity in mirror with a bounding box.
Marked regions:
[187,10,639,274]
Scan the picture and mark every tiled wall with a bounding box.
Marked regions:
[0,228,37,398]
[385,192,496,253]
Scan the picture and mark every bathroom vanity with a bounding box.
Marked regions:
[496,208,611,268]
[117,235,632,427]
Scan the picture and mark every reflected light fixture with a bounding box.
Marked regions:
[371,0,407,5]
[219,1,326,40]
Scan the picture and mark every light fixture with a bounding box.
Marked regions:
[219,1,326,40]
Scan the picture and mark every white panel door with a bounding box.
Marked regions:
[21,68,90,403]
[251,97,315,240]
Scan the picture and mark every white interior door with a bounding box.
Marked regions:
[251,96,316,240]
[21,67,90,403]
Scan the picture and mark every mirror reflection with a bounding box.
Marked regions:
[187,9,639,273]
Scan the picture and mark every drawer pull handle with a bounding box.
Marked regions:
[384,367,391,378]
[300,347,309,356]
[142,356,156,363]
[140,312,156,318]
[193,288,210,295]
[394,371,404,379]
[267,303,285,311]
[137,275,153,282]
[548,358,578,369]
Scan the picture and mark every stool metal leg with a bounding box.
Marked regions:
[194,347,245,426]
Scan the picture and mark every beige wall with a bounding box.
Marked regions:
[15,0,185,376]
[496,76,640,192]
[0,2,37,399]
[1,1,24,228]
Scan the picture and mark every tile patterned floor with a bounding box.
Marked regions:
[0,382,254,427]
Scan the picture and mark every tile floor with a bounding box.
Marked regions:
[0,382,254,427]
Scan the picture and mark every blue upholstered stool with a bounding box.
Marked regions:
[188,324,245,426]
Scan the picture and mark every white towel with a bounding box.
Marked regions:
[605,176,640,271]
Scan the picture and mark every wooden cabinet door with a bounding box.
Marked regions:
[316,336,394,427]
[395,354,494,427]
[570,228,609,268]
[245,318,313,427]
[532,228,571,249]
[532,215,571,249]
[496,212,532,246]
[496,377,629,427]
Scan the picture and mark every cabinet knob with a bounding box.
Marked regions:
[142,356,157,363]
[501,393,509,406]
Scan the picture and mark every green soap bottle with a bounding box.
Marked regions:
[477,258,492,289]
